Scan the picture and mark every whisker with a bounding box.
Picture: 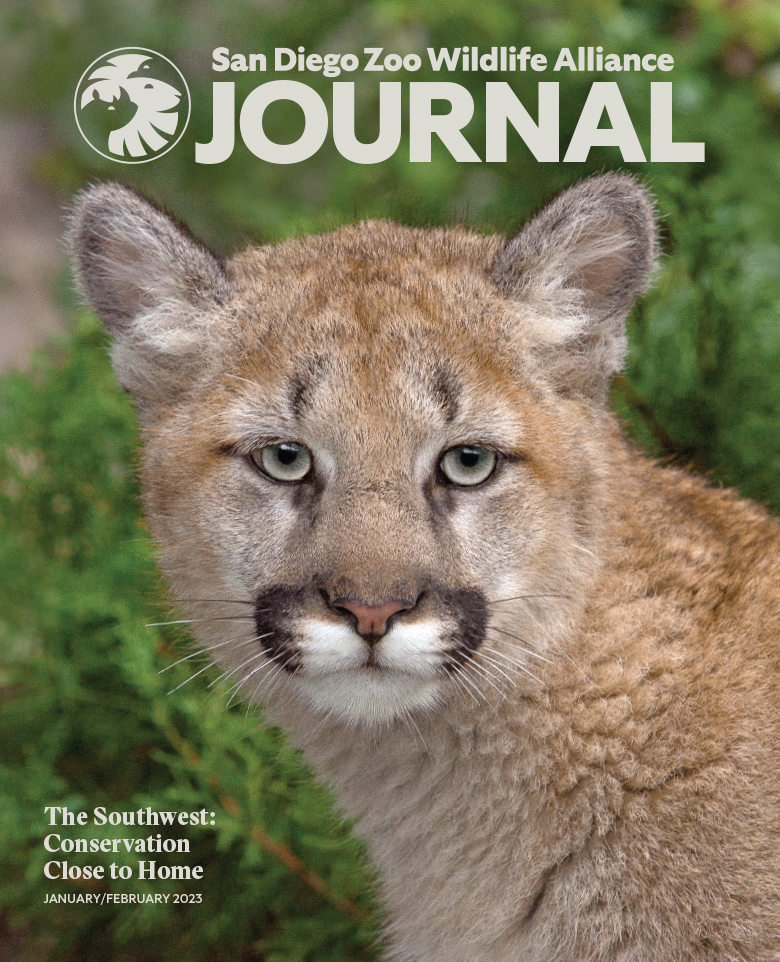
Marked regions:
[204,638,274,693]
[236,648,286,687]
[475,650,517,686]
[446,666,474,704]
[244,664,282,721]
[146,615,256,628]
[486,626,554,663]
[167,660,216,695]
[225,373,261,388]
[200,411,229,424]
[207,637,274,690]
[224,656,282,707]
[479,644,544,685]
[572,544,594,556]
[256,654,298,703]
[158,636,246,673]
[226,677,251,708]
[488,593,572,605]
[177,598,258,607]
[478,644,519,668]
[559,647,595,685]
[300,706,337,747]
[228,650,288,702]
[163,651,210,672]
[449,663,483,704]
[513,662,543,685]
[245,670,280,707]
[400,709,429,753]
[221,651,273,691]
[463,658,509,701]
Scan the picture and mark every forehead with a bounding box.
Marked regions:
[231,222,502,376]
[229,219,505,344]
[223,222,525,437]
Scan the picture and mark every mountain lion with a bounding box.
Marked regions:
[69,174,780,961]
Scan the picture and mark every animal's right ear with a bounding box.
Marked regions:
[68,182,229,413]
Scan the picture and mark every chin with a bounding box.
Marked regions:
[294,670,444,726]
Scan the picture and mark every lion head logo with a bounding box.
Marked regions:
[74,48,190,163]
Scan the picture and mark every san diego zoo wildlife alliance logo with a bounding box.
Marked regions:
[74,48,190,163]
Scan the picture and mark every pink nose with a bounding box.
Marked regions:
[333,599,413,638]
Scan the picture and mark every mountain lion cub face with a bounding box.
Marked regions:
[69,175,645,725]
[70,175,780,961]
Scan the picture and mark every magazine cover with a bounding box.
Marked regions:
[2,2,780,960]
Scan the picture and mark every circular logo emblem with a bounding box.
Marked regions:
[74,47,190,163]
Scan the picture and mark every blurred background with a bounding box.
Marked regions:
[2,1,780,959]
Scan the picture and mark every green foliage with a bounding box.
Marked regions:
[2,0,780,957]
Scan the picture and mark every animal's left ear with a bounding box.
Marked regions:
[492,172,658,401]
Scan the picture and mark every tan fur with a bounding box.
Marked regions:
[69,175,780,961]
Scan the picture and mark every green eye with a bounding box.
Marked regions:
[440,446,497,486]
[253,443,313,482]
